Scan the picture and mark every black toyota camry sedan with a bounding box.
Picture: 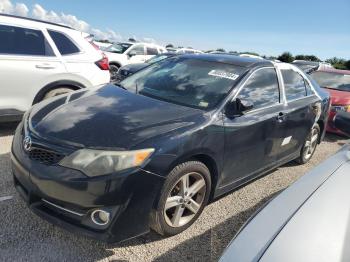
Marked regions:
[11,54,330,242]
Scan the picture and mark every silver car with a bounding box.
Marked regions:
[220,112,350,262]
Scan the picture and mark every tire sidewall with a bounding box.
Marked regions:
[43,87,74,100]
[154,161,211,236]
[300,124,320,163]
[109,64,120,80]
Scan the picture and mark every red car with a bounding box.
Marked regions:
[310,69,350,135]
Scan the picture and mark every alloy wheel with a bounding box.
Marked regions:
[164,172,207,228]
[303,126,319,160]
[109,65,119,81]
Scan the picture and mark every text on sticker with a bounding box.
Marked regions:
[208,70,239,80]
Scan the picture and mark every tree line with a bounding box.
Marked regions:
[165,44,350,70]
[276,52,350,70]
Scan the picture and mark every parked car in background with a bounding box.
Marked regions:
[208,51,239,55]
[220,111,350,262]
[175,48,203,54]
[292,60,333,73]
[93,41,112,51]
[113,53,177,83]
[166,48,203,54]
[104,42,166,80]
[239,53,264,60]
[0,14,110,122]
[166,47,178,53]
[310,69,350,135]
[12,55,329,242]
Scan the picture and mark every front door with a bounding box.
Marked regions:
[220,67,283,187]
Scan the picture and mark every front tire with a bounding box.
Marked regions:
[150,161,211,236]
[43,87,74,100]
[296,123,320,164]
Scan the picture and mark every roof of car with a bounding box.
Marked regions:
[0,13,73,30]
[316,68,350,75]
[179,53,273,68]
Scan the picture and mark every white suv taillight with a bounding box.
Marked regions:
[95,54,110,70]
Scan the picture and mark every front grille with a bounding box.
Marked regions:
[28,148,64,165]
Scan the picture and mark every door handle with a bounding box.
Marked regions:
[276,112,286,123]
[35,63,56,69]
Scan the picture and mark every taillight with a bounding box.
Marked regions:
[95,54,109,70]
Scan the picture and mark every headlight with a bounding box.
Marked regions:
[59,148,154,177]
[331,105,350,112]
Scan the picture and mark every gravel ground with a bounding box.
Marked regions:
[0,122,348,262]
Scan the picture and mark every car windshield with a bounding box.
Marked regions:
[145,54,172,64]
[120,57,245,110]
[106,43,132,54]
[311,71,350,92]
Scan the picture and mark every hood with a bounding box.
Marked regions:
[120,63,148,74]
[29,85,203,149]
[323,87,350,105]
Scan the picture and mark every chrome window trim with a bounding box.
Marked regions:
[216,66,279,114]
[277,63,321,105]
[284,94,318,103]
[241,101,283,115]
[233,66,282,109]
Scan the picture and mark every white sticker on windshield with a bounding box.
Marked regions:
[199,101,209,107]
[208,70,239,80]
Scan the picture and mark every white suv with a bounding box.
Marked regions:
[0,14,110,122]
[104,42,166,81]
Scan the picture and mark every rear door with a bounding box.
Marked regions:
[274,64,321,161]
[221,67,283,186]
[0,24,64,113]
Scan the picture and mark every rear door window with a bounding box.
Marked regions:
[0,24,54,56]
[48,30,80,55]
[146,47,159,55]
[281,69,307,101]
[129,45,145,55]
[237,68,280,109]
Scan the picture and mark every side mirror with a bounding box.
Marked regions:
[128,50,137,57]
[334,111,350,136]
[225,98,254,119]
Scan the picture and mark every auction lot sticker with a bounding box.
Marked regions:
[208,70,239,80]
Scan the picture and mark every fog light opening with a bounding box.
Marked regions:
[91,209,110,226]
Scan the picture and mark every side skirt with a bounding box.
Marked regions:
[213,152,300,199]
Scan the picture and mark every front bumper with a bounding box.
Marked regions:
[11,123,165,243]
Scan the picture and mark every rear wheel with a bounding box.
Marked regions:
[150,161,211,236]
[296,123,320,164]
[43,87,74,100]
[109,64,120,82]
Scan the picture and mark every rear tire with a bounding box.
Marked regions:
[109,64,120,82]
[43,87,74,100]
[296,123,320,164]
[150,161,211,236]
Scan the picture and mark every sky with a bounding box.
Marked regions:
[1,0,349,60]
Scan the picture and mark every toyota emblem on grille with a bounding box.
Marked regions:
[23,136,32,152]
